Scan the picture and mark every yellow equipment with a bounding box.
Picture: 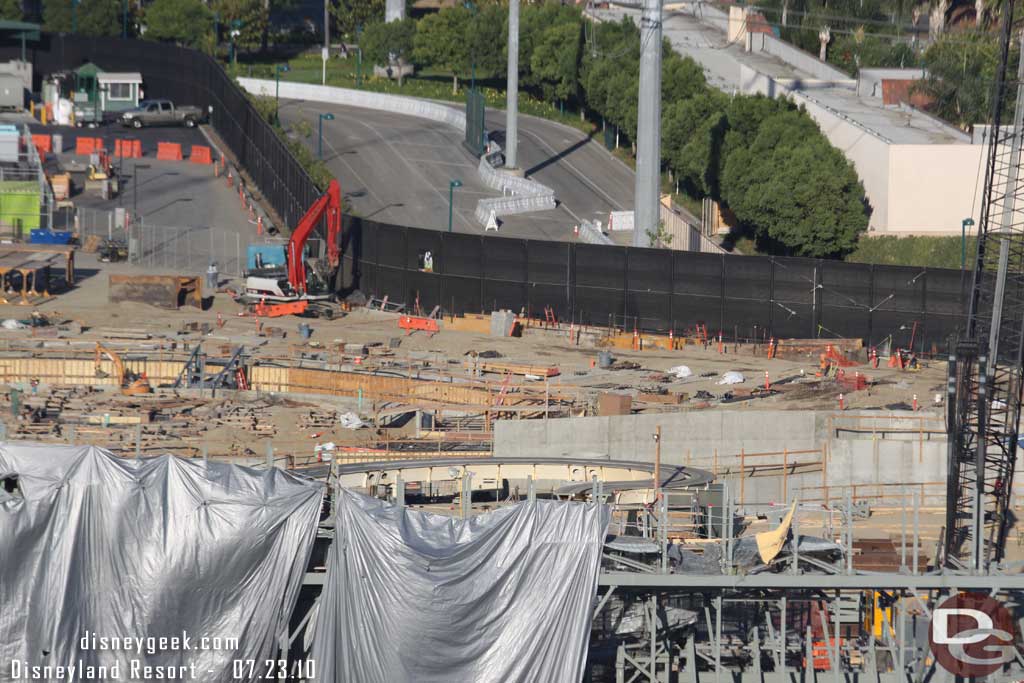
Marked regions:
[94,343,152,396]
[87,150,111,181]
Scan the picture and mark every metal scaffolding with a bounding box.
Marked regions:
[290,461,1024,680]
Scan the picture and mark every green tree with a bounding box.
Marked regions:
[0,0,22,21]
[675,113,728,197]
[917,28,1015,128]
[45,0,119,35]
[662,91,727,196]
[465,4,505,78]
[144,0,213,48]
[720,112,868,257]
[412,7,471,92]
[529,21,582,103]
[661,51,705,102]
[213,0,267,51]
[361,18,416,83]
[331,0,384,42]
[580,18,639,138]
[827,32,920,76]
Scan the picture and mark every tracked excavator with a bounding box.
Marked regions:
[237,179,343,319]
[94,343,152,396]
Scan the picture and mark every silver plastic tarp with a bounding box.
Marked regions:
[0,443,323,682]
[312,489,611,682]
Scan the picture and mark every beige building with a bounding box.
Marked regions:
[595,4,991,236]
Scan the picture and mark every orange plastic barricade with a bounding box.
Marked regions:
[74,137,102,155]
[156,142,183,161]
[32,134,51,155]
[398,315,440,337]
[189,145,212,164]
[114,138,143,159]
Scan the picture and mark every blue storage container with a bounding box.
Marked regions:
[29,230,73,245]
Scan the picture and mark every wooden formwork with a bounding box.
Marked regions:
[0,357,185,386]
[251,365,502,405]
[0,354,575,413]
[248,365,573,409]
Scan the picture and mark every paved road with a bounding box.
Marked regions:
[278,98,636,241]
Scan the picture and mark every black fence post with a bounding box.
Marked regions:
[868,264,875,347]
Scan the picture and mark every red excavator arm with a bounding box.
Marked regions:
[287,179,342,295]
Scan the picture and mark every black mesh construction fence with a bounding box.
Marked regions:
[11,34,968,352]
[343,215,967,352]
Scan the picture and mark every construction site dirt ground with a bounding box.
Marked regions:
[7,252,947,413]
[0,251,947,453]
[2,255,1022,566]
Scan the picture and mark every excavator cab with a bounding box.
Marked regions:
[95,343,152,396]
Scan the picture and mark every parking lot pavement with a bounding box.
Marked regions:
[278,98,637,241]
[0,113,261,276]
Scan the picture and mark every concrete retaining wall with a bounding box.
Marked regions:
[237,78,558,227]
[495,410,819,461]
[493,410,1024,508]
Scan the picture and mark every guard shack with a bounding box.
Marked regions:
[66,65,142,126]
[96,72,143,113]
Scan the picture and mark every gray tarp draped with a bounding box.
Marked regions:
[312,489,610,683]
[0,443,323,682]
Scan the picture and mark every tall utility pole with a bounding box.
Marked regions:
[323,0,330,86]
[505,0,520,169]
[633,0,663,247]
[385,0,404,22]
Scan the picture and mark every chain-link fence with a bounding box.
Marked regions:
[75,208,244,276]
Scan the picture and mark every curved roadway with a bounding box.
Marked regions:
[278,98,635,241]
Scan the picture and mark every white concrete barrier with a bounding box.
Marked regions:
[474,156,556,225]
[238,78,467,131]
[238,78,559,227]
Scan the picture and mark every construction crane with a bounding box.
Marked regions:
[239,179,343,316]
[94,343,152,396]
[944,0,1024,571]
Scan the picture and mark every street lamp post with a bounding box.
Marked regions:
[355,25,364,88]
[961,218,975,270]
[448,179,462,233]
[122,0,128,38]
[229,20,242,67]
[71,0,79,33]
[133,163,150,218]
[274,64,290,124]
[318,112,335,159]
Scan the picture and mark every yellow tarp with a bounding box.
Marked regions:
[756,500,797,563]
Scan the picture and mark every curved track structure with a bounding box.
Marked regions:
[317,456,715,494]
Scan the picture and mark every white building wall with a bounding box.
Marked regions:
[739,65,989,234]
[887,144,986,234]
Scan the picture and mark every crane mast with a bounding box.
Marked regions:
[945,0,1024,570]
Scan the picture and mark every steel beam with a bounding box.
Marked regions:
[598,571,1024,590]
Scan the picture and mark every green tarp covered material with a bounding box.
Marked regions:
[0,180,39,232]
